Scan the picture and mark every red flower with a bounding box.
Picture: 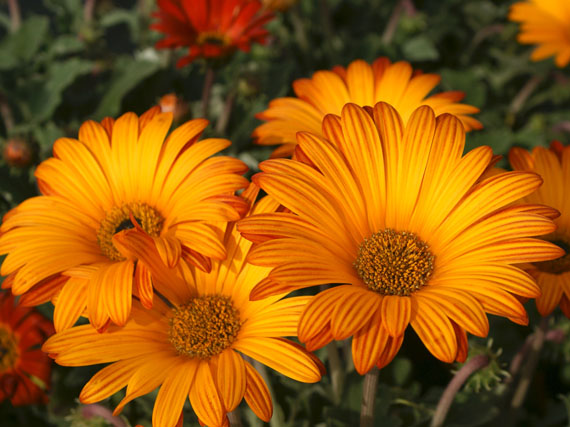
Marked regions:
[152,0,274,67]
[0,292,53,405]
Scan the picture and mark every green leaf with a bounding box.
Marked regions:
[466,128,514,156]
[100,9,140,41]
[402,36,439,62]
[47,35,85,58]
[24,58,93,123]
[0,16,48,70]
[32,122,65,153]
[440,68,487,107]
[392,358,413,387]
[1,16,49,64]
[93,58,161,119]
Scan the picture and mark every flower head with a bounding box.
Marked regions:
[261,0,298,12]
[0,292,53,406]
[239,102,562,373]
[152,0,274,67]
[3,138,33,168]
[253,57,483,157]
[43,186,323,427]
[0,108,249,331]
[509,0,570,67]
[509,141,570,317]
[159,93,189,122]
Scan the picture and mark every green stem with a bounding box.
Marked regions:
[360,366,379,427]
[201,67,215,118]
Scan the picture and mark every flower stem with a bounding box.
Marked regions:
[0,92,15,134]
[326,341,344,404]
[381,0,415,45]
[319,0,333,45]
[215,90,236,134]
[430,354,490,427]
[360,366,380,427]
[7,0,21,32]
[201,67,215,118]
[289,7,310,60]
[510,317,548,410]
[228,408,242,427]
[84,0,96,23]
[508,74,544,118]
[251,359,285,427]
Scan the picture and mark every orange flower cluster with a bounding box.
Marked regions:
[0,1,569,426]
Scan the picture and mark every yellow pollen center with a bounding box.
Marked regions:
[196,32,230,47]
[0,325,18,373]
[534,239,570,274]
[354,229,435,296]
[168,295,241,359]
[97,202,164,261]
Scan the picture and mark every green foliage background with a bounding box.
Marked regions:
[0,0,569,426]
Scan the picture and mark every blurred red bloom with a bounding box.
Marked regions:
[0,292,53,405]
[152,0,274,67]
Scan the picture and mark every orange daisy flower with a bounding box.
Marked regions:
[509,141,570,317]
[152,0,274,68]
[253,57,483,157]
[239,103,562,374]
[509,0,570,68]
[0,108,249,332]
[0,292,53,406]
[43,186,323,427]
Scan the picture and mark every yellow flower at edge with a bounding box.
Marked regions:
[253,57,483,158]
[509,0,570,67]
[509,141,570,317]
[43,185,323,427]
[239,102,562,373]
[0,107,249,332]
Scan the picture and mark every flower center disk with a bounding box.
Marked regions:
[97,202,164,262]
[354,229,435,296]
[197,32,229,47]
[168,295,241,359]
[534,239,570,275]
[0,326,18,372]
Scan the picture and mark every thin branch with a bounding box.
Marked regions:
[431,355,490,427]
